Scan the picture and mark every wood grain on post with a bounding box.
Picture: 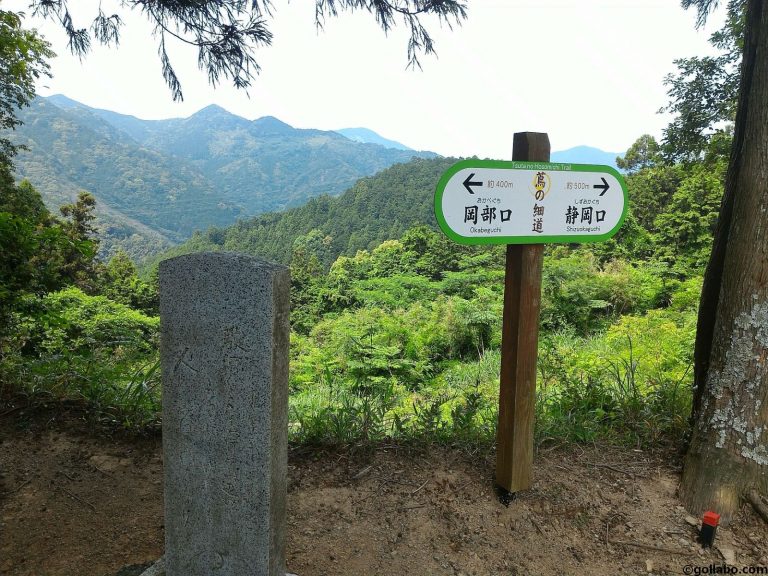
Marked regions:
[495,132,549,493]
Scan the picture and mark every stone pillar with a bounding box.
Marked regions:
[159,253,289,576]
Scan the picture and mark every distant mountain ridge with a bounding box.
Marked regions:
[7,96,437,260]
[335,127,414,151]
[551,145,621,169]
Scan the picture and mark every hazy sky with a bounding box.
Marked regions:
[8,0,723,158]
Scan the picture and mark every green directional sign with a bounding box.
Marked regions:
[434,159,627,245]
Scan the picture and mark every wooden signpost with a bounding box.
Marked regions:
[434,132,627,494]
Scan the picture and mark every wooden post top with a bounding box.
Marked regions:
[512,132,551,162]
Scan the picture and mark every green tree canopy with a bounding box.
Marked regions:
[616,135,662,173]
[661,0,744,161]
[0,178,50,223]
[0,9,53,167]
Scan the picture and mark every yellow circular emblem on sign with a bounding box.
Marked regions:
[530,171,551,200]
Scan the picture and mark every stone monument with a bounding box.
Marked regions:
[157,252,290,576]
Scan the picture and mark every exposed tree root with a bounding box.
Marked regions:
[607,539,690,556]
[747,490,768,524]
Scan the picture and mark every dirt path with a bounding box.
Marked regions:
[1,408,767,576]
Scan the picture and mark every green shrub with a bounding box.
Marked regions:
[541,251,668,334]
[2,288,160,427]
[535,309,695,446]
[21,287,158,355]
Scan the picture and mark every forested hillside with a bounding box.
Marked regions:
[0,0,744,471]
[7,98,231,259]
[6,96,436,260]
[0,126,725,443]
[153,156,459,267]
[153,143,717,281]
[74,127,712,445]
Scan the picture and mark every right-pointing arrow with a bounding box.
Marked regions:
[594,177,609,196]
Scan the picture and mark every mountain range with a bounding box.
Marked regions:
[551,146,620,169]
[6,95,622,261]
[7,96,436,260]
[334,127,413,151]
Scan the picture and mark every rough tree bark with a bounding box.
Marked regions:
[681,0,768,522]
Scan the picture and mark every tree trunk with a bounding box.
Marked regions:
[681,0,768,522]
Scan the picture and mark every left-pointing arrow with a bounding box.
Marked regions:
[463,173,483,194]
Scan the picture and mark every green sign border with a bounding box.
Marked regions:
[434,159,628,245]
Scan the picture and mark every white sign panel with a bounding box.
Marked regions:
[435,160,627,245]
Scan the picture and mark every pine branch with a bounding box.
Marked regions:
[26,0,467,99]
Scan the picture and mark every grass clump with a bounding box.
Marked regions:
[1,288,161,429]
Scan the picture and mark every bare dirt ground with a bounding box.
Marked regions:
[1,406,767,576]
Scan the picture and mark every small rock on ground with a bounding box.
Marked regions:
[137,557,164,576]
[112,563,155,576]
[719,547,737,565]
